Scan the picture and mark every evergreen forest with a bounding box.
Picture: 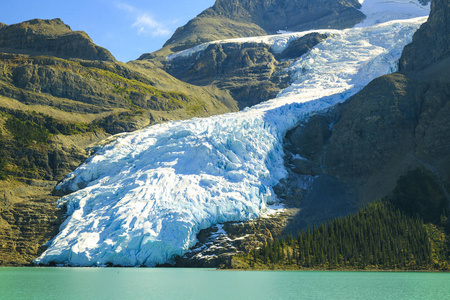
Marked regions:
[232,170,450,271]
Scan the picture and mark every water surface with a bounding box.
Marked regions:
[1,268,449,300]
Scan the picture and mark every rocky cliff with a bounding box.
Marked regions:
[0,19,115,62]
[282,0,450,228]
[144,0,364,54]
[0,20,235,135]
[164,33,329,109]
[399,0,450,71]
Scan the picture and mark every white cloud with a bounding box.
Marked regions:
[132,14,171,37]
[115,2,171,37]
[116,2,135,13]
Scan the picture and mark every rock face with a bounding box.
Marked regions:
[282,0,450,229]
[0,19,235,135]
[166,42,289,108]
[399,0,450,71]
[0,117,110,265]
[0,19,115,62]
[175,209,298,267]
[165,33,329,109]
[0,193,64,266]
[152,0,364,53]
[215,0,363,32]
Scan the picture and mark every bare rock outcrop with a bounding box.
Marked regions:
[281,0,450,231]
[0,18,115,62]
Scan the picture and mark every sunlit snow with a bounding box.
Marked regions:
[356,0,430,27]
[36,4,429,266]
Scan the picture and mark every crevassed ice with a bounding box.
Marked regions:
[35,17,426,266]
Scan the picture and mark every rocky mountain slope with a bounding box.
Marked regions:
[138,0,364,108]
[282,0,449,229]
[0,18,234,265]
[164,33,329,108]
[0,18,115,62]
[399,0,449,71]
[155,0,364,54]
[0,19,234,134]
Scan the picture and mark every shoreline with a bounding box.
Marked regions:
[1,264,449,273]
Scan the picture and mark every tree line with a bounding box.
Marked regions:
[237,201,449,270]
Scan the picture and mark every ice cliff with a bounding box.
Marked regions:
[36,1,429,266]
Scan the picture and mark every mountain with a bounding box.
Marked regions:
[154,0,364,54]
[34,0,430,267]
[136,0,362,111]
[282,0,449,229]
[162,33,329,109]
[399,0,449,71]
[0,19,234,265]
[0,18,115,62]
[0,19,235,134]
[0,0,438,267]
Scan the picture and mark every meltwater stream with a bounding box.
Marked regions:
[36,15,427,266]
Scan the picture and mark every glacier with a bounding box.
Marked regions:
[35,2,430,266]
[356,0,431,27]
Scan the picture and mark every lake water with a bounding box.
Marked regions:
[0,268,449,300]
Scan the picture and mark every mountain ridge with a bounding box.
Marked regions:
[141,0,364,56]
[399,0,450,71]
[0,18,115,62]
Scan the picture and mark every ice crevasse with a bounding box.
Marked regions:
[36,10,428,266]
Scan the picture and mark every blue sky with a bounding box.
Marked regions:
[0,0,216,62]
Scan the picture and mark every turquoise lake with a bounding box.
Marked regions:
[1,268,449,299]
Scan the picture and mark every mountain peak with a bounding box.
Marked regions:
[14,18,72,34]
[158,0,365,54]
[0,18,115,61]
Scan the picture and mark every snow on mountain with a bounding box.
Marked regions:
[166,29,334,61]
[167,0,430,62]
[35,14,427,266]
[356,0,430,27]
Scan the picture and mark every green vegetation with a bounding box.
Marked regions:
[186,103,206,116]
[4,110,98,138]
[233,200,450,271]
[0,109,99,181]
[6,115,51,146]
[0,140,7,180]
[232,168,450,271]
[392,169,448,224]
[90,67,188,111]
